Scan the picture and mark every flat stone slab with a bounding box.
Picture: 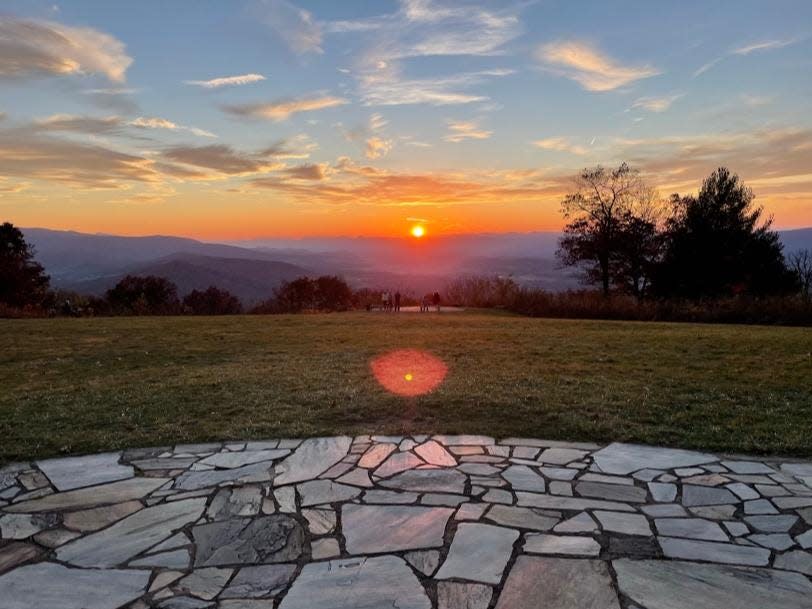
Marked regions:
[379,468,466,494]
[436,523,519,584]
[0,562,149,609]
[615,558,812,609]
[592,443,717,475]
[37,453,134,491]
[496,556,620,609]
[659,537,770,566]
[524,534,601,556]
[192,515,304,566]
[274,437,352,485]
[5,477,167,512]
[278,556,431,609]
[342,504,452,554]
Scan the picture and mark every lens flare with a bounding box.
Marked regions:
[371,349,447,396]
[411,225,425,238]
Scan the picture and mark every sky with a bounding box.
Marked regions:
[1,0,811,239]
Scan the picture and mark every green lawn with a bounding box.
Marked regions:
[1,312,811,463]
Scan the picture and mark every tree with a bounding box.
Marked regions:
[788,249,812,301]
[0,222,50,308]
[611,211,663,301]
[653,168,796,299]
[314,275,353,311]
[183,286,242,315]
[557,163,650,297]
[106,275,180,315]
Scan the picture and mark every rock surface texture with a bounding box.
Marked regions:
[1,437,811,608]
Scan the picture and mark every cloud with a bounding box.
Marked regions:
[254,0,322,54]
[223,95,348,121]
[184,73,266,88]
[0,17,132,82]
[444,120,492,142]
[732,38,797,55]
[161,144,284,175]
[281,163,327,180]
[360,69,511,106]
[631,94,682,113]
[535,41,660,91]
[365,136,392,159]
[130,116,216,138]
[82,87,139,114]
[532,137,587,155]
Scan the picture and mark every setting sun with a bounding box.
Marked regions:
[411,225,426,238]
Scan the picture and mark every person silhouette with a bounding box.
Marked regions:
[394,291,401,312]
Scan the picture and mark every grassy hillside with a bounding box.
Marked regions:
[1,312,810,463]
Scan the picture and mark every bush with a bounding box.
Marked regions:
[251,275,353,313]
[106,275,181,315]
[444,275,520,308]
[183,287,242,315]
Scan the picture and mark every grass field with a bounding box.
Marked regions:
[1,311,811,463]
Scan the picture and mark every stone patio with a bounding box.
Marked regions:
[1,436,811,608]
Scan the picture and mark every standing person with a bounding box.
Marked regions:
[394,291,401,312]
[381,290,389,312]
[432,291,441,312]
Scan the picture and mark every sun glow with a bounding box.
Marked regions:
[410,225,426,238]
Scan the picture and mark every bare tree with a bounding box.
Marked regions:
[557,162,656,297]
[788,249,812,301]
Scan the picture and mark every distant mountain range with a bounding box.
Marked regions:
[21,227,812,304]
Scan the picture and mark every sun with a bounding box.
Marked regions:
[410,224,425,238]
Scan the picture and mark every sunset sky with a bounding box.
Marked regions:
[1,0,811,239]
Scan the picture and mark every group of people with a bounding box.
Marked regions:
[379,290,442,312]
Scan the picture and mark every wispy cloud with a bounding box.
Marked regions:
[129,116,216,138]
[532,137,587,155]
[33,113,215,138]
[0,17,132,82]
[360,69,512,106]
[184,73,266,88]
[444,120,492,142]
[365,136,392,159]
[535,40,660,92]
[695,37,799,77]
[254,0,322,54]
[631,94,682,113]
[223,95,348,121]
[161,144,284,176]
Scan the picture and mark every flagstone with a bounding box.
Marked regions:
[414,440,456,466]
[37,452,134,491]
[192,515,304,567]
[362,489,419,503]
[34,527,82,547]
[553,512,598,533]
[296,480,362,506]
[150,570,185,593]
[774,549,812,575]
[501,465,546,492]
[614,558,812,609]
[0,513,52,539]
[0,562,149,609]
[437,582,493,609]
[198,450,289,469]
[682,474,730,486]
[675,467,705,477]
[722,461,775,474]
[436,523,519,584]
[278,556,431,609]
[451,446,485,455]
[595,511,652,536]
[524,533,601,556]
[61,500,143,532]
[593,443,716,475]
[132,458,198,471]
[5,476,167,513]
[516,491,636,512]
[725,482,759,500]
[538,448,588,465]
[689,505,736,520]
[130,549,191,569]
[374,451,424,477]
[486,505,559,531]
[421,493,469,506]
[458,462,501,476]
[207,486,262,520]
[358,443,396,468]
[220,564,296,599]
[549,481,573,495]
[379,468,466,494]
[641,503,688,517]
[743,499,778,514]
[311,537,340,559]
[744,514,798,532]
[455,502,489,520]
[658,537,770,566]
[405,549,440,575]
[796,529,812,548]
[648,482,677,502]
[682,485,738,506]
[174,462,272,491]
[302,508,336,534]
[774,496,812,509]
[496,557,619,609]
[58,498,206,567]
[749,533,795,550]
[157,596,212,609]
[576,481,647,503]
[632,468,665,482]
[0,542,43,574]
[579,473,634,485]
[342,504,452,553]
[483,488,513,504]
[147,532,190,553]
[433,435,494,446]
[654,518,728,541]
[273,437,352,485]
[335,467,374,487]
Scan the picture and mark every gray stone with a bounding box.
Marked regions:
[482,488,513,504]
[553,512,598,533]
[658,537,770,566]
[722,460,775,474]
[0,513,52,539]
[593,443,716,475]
[278,556,430,609]
[576,481,647,503]
[415,440,457,466]
[641,504,688,517]
[549,481,573,495]
[614,558,812,609]
[374,451,423,477]
[683,474,730,486]
[748,533,795,550]
[496,557,620,609]
[37,452,134,491]
[63,500,143,531]
[58,498,205,567]
[174,462,272,491]
[437,582,492,609]
[174,567,233,599]
[342,504,452,553]
[311,537,341,559]
[648,482,677,502]
[220,564,296,598]
[455,502,488,520]
[274,436,352,485]
[380,468,466,494]
[654,518,728,541]
[158,597,213,609]
[774,550,812,575]
[0,542,43,574]
[362,489,419,503]
[192,515,304,566]
[595,511,652,536]
[726,482,759,500]
[524,534,601,556]
[501,465,546,492]
[744,514,798,532]
[539,467,578,480]
[274,485,296,512]
[537,448,588,465]
[422,493,468,506]
[434,435,494,446]
[796,529,812,549]
[435,523,519,584]
[197,449,289,469]
[486,505,558,531]
[130,549,191,569]
[743,499,777,514]
[723,521,749,537]
[336,467,374,487]
[0,563,148,609]
[682,485,738,506]
[5,477,167,512]
[404,549,440,575]
[774,496,812,509]
[131,458,197,471]
[516,492,635,512]
[297,480,362,506]
[302,508,336,534]
[689,505,736,520]
[34,527,82,548]
[580,473,634,485]
[208,486,263,520]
